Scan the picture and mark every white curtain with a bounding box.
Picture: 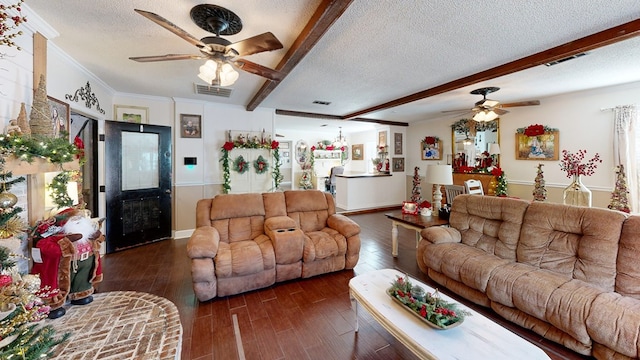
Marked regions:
[613,105,639,212]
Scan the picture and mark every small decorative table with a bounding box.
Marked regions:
[385,211,448,257]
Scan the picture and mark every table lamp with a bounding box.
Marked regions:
[426,164,453,211]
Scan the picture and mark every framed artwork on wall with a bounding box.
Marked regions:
[392,157,404,172]
[421,139,443,160]
[180,114,202,138]
[47,96,70,138]
[114,105,148,124]
[394,133,403,154]
[515,131,559,160]
[378,130,387,147]
[352,144,364,160]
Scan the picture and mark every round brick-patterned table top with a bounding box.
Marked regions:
[46,291,182,359]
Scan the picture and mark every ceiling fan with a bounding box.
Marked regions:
[444,87,540,121]
[129,4,284,86]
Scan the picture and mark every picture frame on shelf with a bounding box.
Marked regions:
[47,96,70,138]
[394,133,403,154]
[421,139,443,160]
[515,131,559,160]
[114,105,148,124]
[180,114,202,138]
[378,131,387,147]
[392,157,404,172]
[352,144,364,160]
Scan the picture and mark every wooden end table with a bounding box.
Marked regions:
[385,211,448,257]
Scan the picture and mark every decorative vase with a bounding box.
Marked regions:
[563,175,592,207]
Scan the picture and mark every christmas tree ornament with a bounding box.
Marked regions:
[0,191,18,208]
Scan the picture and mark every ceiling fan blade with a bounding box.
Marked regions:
[233,59,284,81]
[501,100,541,108]
[494,108,509,115]
[227,32,284,57]
[129,54,204,62]
[134,9,205,48]
[441,108,470,114]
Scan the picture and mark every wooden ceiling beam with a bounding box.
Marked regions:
[275,109,409,126]
[246,0,354,111]
[342,18,640,119]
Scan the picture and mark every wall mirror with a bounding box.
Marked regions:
[451,119,499,170]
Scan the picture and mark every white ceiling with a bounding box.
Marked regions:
[23,1,640,133]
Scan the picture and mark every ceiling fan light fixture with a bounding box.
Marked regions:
[473,110,499,122]
[198,60,238,87]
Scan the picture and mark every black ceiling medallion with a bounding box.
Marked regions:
[65,81,106,114]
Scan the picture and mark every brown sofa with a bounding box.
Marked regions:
[187,190,360,301]
[417,194,640,359]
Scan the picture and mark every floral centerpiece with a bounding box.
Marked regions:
[387,275,470,329]
[516,124,558,136]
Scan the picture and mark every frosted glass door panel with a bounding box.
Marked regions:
[122,132,159,191]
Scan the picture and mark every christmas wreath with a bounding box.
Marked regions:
[253,155,269,174]
[232,155,249,174]
[220,139,280,193]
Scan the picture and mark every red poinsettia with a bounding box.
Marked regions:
[270,140,279,149]
[311,145,316,151]
[491,167,503,177]
[424,136,437,145]
[222,141,234,151]
[524,124,545,137]
[74,136,85,159]
[340,146,345,152]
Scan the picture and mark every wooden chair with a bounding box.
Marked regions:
[464,179,484,195]
[444,185,465,205]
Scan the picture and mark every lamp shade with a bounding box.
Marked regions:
[473,110,499,122]
[489,143,501,155]
[425,165,453,185]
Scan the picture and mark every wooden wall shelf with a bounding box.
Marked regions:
[4,156,79,176]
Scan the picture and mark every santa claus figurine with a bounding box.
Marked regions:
[30,208,104,319]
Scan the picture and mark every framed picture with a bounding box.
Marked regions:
[180,114,202,138]
[515,131,559,160]
[352,144,364,160]
[392,157,404,172]
[47,96,70,138]
[421,139,443,160]
[394,133,403,155]
[401,201,418,215]
[114,105,148,124]
[378,131,387,147]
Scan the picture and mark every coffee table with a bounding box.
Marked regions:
[349,269,551,360]
[385,211,448,257]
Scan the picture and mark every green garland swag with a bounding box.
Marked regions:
[272,148,283,190]
[220,140,280,194]
[48,171,75,207]
[254,155,269,174]
[232,155,249,174]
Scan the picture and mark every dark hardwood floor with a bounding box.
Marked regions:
[95,211,591,360]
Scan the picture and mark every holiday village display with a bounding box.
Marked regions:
[608,164,631,213]
[220,131,281,193]
[559,149,602,207]
[387,274,470,329]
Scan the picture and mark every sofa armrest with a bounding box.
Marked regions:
[187,226,220,259]
[327,214,360,238]
[420,226,461,245]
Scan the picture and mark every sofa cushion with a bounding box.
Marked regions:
[303,228,347,262]
[210,193,265,220]
[518,202,626,291]
[616,215,640,299]
[212,216,265,244]
[285,190,332,232]
[486,262,538,307]
[587,292,640,358]
[449,195,529,261]
[215,234,275,278]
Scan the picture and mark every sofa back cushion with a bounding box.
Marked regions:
[209,193,265,244]
[262,192,287,218]
[284,190,334,232]
[616,215,640,298]
[449,195,530,260]
[518,202,626,291]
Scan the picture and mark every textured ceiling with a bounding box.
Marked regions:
[23,1,640,132]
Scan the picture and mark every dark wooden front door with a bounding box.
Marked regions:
[104,121,172,253]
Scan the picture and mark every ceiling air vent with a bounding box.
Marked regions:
[544,52,587,67]
[313,100,331,105]
[194,83,233,98]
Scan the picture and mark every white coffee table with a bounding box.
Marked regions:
[349,269,551,360]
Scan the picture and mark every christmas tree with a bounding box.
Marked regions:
[410,166,422,203]
[532,163,547,201]
[608,164,631,213]
[16,102,31,136]
[492,167,508,197]
[29,74,54,137]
